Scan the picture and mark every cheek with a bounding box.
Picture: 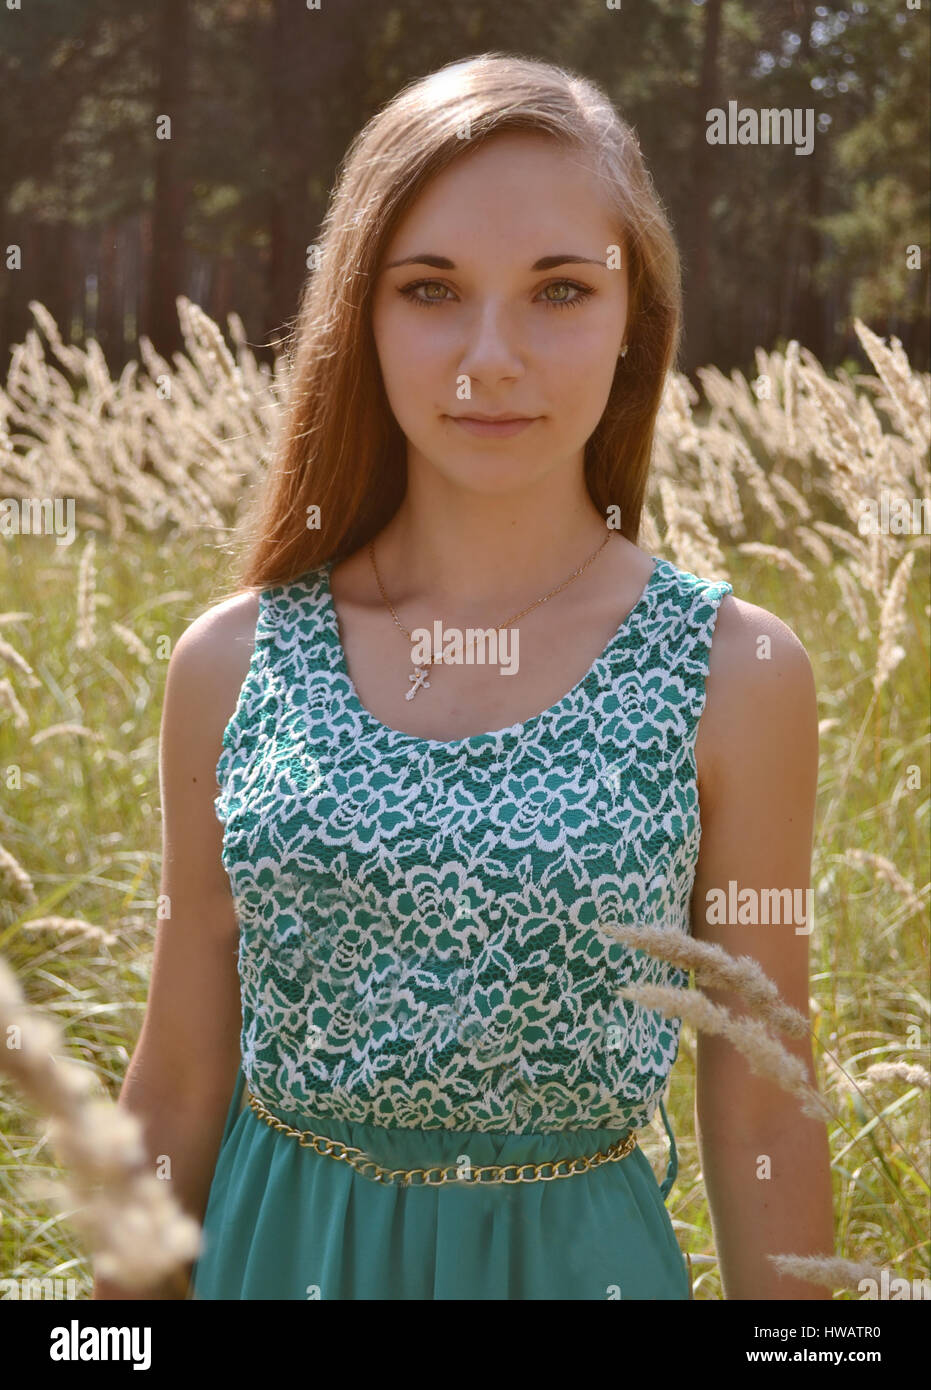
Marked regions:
[537,305,617,360]
[537,318,620,406]
[373,303,449,401]
[371,309,410,405]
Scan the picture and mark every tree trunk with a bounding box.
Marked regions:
[794,0,826,359]
[143,0,190,358]
[684,0,723,374]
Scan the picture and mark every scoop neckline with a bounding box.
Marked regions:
[315,553,666,752]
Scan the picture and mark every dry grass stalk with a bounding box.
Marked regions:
[18,915,118,946]
[735,542,815,583]
[75,536,97,652]
[841,848,926,916]
[617,981,831,1121]
[768,472,811,521]
[861,1062,930,1091]
[721,433,785,527]
[766,1253,886,1293]
[0,633,39,684]
[794,526,833,567]
[30,723,102,745]
[853,320,931,451]
[801,360,869,471]
[831,562,871,639]
[600,921,809,1037]
[0,842,36,901]
[821,1049,861,1097]
[812,521,870,564]
[656,477,726,577]
[0,954,201,1290]
[112,622,153,665]
[783,337,799,450]
[0,676,29,730]
[873,548,918,694]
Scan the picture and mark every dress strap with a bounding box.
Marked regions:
[657,1097,679,1199]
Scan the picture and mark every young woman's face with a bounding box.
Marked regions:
[371,132,629,494]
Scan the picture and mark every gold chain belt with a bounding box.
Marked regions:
[246,1089,638,1186]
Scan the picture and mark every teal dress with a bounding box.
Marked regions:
[189,552,733,1300]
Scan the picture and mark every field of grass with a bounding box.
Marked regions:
[0,302,928,1299]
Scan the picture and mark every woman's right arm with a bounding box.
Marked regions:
[92,592,259,1299]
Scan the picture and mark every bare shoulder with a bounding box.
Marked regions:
[163,588,261,758]
[155,588,263,905]
[171,588,260,675]
[696,592,818,802]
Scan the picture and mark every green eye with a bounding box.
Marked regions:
[397,278,595,310]
[538,280,594,308]
[397,281,454,307]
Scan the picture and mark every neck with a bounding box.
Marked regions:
[373,465,611,612]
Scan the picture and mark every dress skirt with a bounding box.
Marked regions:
[188,1065,691,1301]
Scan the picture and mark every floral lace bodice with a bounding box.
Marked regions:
[214,553,732,1132]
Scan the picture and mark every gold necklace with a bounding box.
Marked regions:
[367,532,612,702]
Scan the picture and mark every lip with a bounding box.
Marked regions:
[448,414,539,438]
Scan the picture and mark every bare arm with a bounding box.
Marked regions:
[93,593,258,1299]
[691,597,834,1300]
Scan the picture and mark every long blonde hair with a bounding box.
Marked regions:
[228,51,682,592]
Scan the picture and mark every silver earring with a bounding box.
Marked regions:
[619,343,628,358]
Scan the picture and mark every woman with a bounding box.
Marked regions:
[95,52,833,1301]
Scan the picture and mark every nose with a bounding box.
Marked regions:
[456,298,525,384]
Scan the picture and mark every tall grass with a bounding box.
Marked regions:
[0,301,927,1298]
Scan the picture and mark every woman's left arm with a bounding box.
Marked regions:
[690,595,835,1300]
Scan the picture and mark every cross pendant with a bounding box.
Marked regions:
[406,665,432,701]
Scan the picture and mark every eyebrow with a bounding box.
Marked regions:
[381,253,607,271]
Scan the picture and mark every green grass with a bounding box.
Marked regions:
[1,529,927,1299]
[1,301,928,1297]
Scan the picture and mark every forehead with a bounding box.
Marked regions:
[381,133,616,258]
